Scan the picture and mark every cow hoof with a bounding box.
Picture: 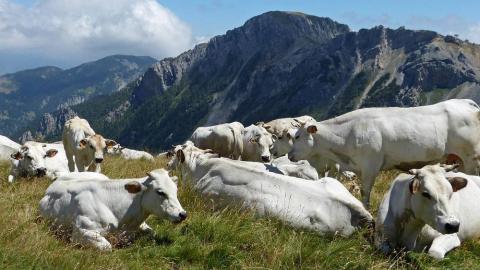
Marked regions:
[428,248,446,260]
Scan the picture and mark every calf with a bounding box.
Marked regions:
[167,143,372,236]
[289,99,480,206]
[106,144,154,161]
[62,117,116,173]
[8,141,69,182]
[39,169,187,251]
[376,164,480,259]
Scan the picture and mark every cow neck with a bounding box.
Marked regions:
[135,179,150,224]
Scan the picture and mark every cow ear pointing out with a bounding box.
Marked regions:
[125,181,143,193]
[45,149,58,158]
[447,177,468,192]
[176,149,185,163]
[409,179,420,194]
[11,152,23,160]
[79,139,87,149]
[307,125,317,134]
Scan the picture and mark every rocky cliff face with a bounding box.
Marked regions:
[18,11,480,151]
[0,55,156,137]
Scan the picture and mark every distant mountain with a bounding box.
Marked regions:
[0,55,156,137]
[21,11,480,150]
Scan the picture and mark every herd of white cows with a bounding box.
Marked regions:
[1,99,480,259]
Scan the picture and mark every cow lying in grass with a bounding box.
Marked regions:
[376,164,480,259]
[106,144,154,161]
[167,142,372,236]
[39,169,187,251]
[8,141,69,182]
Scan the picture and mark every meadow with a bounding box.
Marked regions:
[1,157,479,269]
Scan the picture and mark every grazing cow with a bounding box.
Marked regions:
[190,122,275,162]
[62,117,117,173]
[0,135,20,161]
[289,99,480,206]
[376,164,480,259]
[258,115,315,157]
[39,169,187,251]
[106,144,154,161]
[8,141,69,183]
[167,143,373,236]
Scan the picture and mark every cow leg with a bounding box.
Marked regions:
[427,234,461,259]
[75,156,85,172]
[95,163,101,173]
[72,226,112,251]
[139,222,153,234]
[65,151,76,172]
[359,159,382,208]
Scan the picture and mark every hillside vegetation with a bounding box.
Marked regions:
[1,158,480,269]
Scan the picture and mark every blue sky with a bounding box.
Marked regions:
[1,0,479,74]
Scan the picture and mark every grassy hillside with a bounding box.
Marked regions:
[1,158,479,269]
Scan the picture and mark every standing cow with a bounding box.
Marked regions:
[62,117,116,173]
[190,122,276,162]
[289,99,480,206]
[39,169,187,251]
[376,164,480,259]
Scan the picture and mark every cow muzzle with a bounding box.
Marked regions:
[261,155,271,163]
[445,221,460,234]
[174,211,188,223]
[36,168,47,177]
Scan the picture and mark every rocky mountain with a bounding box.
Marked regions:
[0,55,157,137]
[21,11,480,151]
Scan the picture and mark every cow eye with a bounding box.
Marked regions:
[26,155,32,160]
[295,135,300,140]
[421,192,431,199]
[156,190,167,197]
[90,145,95,150]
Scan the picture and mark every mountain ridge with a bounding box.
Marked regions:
[15,11,480,150]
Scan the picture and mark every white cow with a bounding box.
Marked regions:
[270,155,319,180]
[376,164,480,259]
[0,135,20,161]
[167,143,373,236]
[190,122,276,162]
[258,115,315,157]
[106,144,154,161]
[39,169,187,251]
[53,172,109,181]
[8,141,70,182]
[62,117,117,173]
[289,99,480,206]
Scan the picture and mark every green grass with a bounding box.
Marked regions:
[1,158,480,269]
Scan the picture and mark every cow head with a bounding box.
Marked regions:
[106,144,124,155]
[125,169,187,223]
[78,134,117,164]
[288,121,317,162]
[167,141,217,170]
[407,164,467,234]
[10,142,59,177]
[243,125,275,163]
[271,128,298,157]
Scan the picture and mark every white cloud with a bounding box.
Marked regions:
[0,0,194,73]
[466,23,480,43]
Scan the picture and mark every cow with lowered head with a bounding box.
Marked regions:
[62,117,116,173]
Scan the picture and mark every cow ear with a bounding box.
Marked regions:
[307,125,317,134]
[11,152,23,160]
[409,178,420,194]
[176,149,185,163]
[79,139,87,148]
[124,181,143,193]
[263,124,271,130]
[45,149,58,158]
[105,140,117,148]
[448,177,468,192]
